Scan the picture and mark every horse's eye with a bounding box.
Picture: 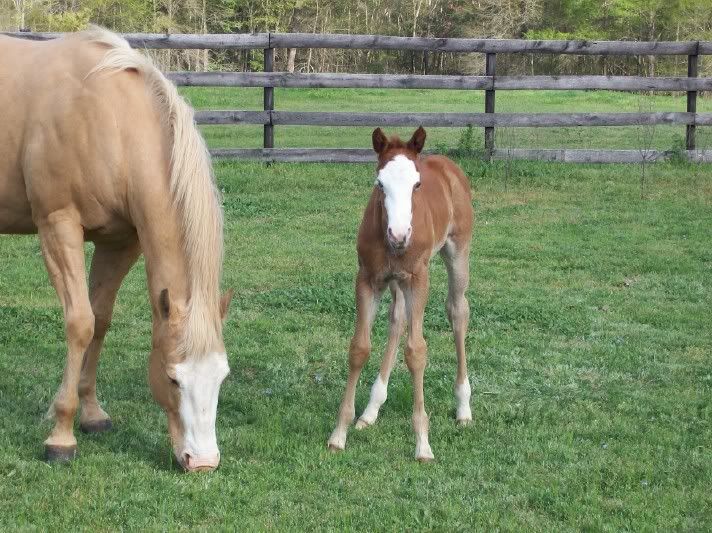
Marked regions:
[414,182,421,190]
[169,378,179,387]
[376,181,384,190]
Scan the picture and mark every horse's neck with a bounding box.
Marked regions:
[136,203,191,319]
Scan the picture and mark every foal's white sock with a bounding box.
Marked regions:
[358,375,388,426]
[455,379,472,422]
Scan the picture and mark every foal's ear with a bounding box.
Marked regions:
[372,128,388,154]
[407,126,427,153]
[220,288,234,322]
[159,289,171,320]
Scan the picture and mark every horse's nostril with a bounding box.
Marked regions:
[182,452,191,468]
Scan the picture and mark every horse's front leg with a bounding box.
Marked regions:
[401,268,433,461]
[328,271,382,451]
[38,214,95,461]
[78,239,141,433]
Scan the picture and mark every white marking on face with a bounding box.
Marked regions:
[174,351,230,463]
[377,155,420,247]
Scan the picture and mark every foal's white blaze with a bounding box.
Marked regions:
[174,351,230,469]
[377,155,421,246]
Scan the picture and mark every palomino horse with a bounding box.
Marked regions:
[0,28,233,471]
[328,127,474,461]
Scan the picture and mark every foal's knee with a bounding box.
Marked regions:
[447,295,470,326]
[405,339,427,373]
[348,338,371,371]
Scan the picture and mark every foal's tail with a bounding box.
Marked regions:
[84,26,224,356]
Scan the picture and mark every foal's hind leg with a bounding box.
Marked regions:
[38,214,95,461]
[355,282,405,429]
[441,240,472,425]
[78,239,140,433]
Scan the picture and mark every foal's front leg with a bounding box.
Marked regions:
[402,269,434,461]
[355,282,405,429]
[38,215,95,461]
[328,272,381,451]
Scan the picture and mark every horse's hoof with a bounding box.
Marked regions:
[456,418,472,427]
[45,444,78,463]
[80,418,113,434]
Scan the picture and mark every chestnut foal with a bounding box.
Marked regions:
[328,127,474,461]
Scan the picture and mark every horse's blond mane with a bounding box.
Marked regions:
[83,26,224,358]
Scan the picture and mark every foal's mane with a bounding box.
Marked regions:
[83,27,224,358]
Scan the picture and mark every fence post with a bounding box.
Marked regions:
[263,35,274,151]
[485,52,496,160]
[686,43,699,152]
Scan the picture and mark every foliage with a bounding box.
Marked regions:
[1,0,711,75]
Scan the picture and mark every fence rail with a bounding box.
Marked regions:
[195,111,712,127]
[6,30,712,163]
[169,72,712,91]
[10,31,712,55]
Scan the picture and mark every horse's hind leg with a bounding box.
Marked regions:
[78,238,140,433]
[355,282,405,429]
[38,214,95,461]
[441,240,472,425]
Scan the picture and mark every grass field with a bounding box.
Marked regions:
[0,89,711,530]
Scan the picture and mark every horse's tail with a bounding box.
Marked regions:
[85,26,224,356]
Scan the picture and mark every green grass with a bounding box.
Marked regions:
[0,154,710,529]
[180,87,712,152]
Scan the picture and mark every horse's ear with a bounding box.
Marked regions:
[220,288,234,322]
[372,128,388,154]
[407,126,427,153]
[159,289,171,320]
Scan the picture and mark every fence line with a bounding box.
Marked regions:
[6,30,712,163]
[195,111,712,127]
[168,72,712,91]
[208,148,712,164]
[9,31,712,55]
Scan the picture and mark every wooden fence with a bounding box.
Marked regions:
[7,31,712,163]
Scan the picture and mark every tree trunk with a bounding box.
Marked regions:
[287,48,297,73]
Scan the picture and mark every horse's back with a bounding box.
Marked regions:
[0,33,166,237]
[420,154,474,241]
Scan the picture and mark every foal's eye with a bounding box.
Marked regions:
[169,378,179,387]
[376,181,384,190]
[414,182,421,190]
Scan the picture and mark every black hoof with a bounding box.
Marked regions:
[45,444,78,463]
[80,418,113,434]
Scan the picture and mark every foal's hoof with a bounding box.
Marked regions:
[80,418,113,434]
[354,418,373,430]
[456,417,472,427]
[45,444,78,463]
[328,444,344,453]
